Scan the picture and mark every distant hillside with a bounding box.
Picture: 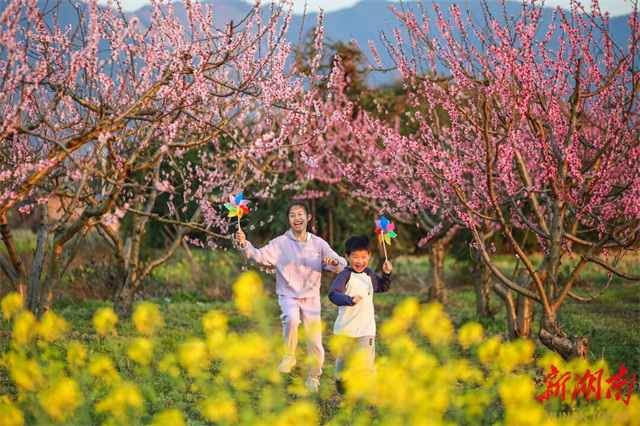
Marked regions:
[6,0,635,87]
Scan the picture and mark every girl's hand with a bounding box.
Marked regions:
[322,256,339,266]
[236,229,247,248]
[351,295,363,304]
[383,261,393,274]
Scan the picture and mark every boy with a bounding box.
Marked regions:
[328,234,392,394]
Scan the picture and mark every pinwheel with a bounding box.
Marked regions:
[225,191,250,229]
[374,215,397,261]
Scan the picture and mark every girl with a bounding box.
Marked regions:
[235,200,346,392]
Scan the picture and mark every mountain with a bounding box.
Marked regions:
[5,0,635,86]
[122,0,634,86]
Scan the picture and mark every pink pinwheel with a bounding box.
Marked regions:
[375,215,397,261]
[225,192,250,228]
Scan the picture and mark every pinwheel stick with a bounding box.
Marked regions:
[381,239,388,262]
[237,215,241,231]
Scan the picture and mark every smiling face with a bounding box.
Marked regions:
[288,204,311,234]
[345,249,371,273]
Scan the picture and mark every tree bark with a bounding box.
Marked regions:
[472,253,493,318]
[539,316,589,360]
[493,282,518,340]
[427,238,446,303]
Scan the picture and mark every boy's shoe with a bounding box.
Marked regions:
[306,376,320,393]
[335,379,345,395]
[277,355,296,373]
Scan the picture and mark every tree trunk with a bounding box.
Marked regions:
[514,269,534,339]
[493,282,518,340]
[493,277,534,341]
[472,253,493,318]
[427,238,446,303]
[115,282,135,319]
[539,315,589,360]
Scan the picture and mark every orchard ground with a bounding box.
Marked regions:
[1,242,638,425]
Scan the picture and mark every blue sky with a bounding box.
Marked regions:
[99,0,637,16]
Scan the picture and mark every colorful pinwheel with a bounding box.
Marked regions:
[225,192,250,228]
[375,215,397,260]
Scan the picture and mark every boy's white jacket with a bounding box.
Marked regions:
[240,230,346,298]
[328,267,391,337]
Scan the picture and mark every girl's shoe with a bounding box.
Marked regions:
[277,355,296,373]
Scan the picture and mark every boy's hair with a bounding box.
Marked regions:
[345,235,371,254]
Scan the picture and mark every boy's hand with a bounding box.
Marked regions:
[351,295,363,304]
[383,261,393,275]
[235,229,247,248]
[322,256,339,266]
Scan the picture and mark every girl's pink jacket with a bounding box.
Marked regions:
[240,230,347,298]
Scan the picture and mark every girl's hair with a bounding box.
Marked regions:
[285,201,312,232]
[285,200,311,216]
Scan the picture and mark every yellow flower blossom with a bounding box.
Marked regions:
[1,293,23,320]
[458,321,484,349]
[151,409,186,426]
[536,351,565,373]
[503,402,546,426]
[233,270,265,316]
[38,311,67,342]
[201,393,237,424]
[95,382,143,421]
[93,307,118,337]
[274,401,318,426]
[13,311,37,346]
[89,355,120,384]
[128,337,154,366]
[0,396,24,426]
[38,378,82,421]
[202,310,228,337]
[132,302,164,336]
[499,375,535,408]
[179,339,208,377]
[478,336,503,366]
[8,352,43,391]
[66,342,87,370]
[158,354,180,378]
[417,303,454,346]
[498,339,534,372]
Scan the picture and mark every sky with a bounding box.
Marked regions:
[98,0,637,16]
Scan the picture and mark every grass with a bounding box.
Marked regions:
[1,243,638,423]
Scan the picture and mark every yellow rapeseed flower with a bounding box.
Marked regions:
[158,354,180,378]
[202,310,228,337]
[93,307,118,337]
[8,352,43,392]
[151,409,186,426]
[536,351,565,373]
[274,401,318,426]
[498,339,534,372]
[1,293,23,320]
[458,321,484,349]
[88,355,120,384]
[66,342,87,370]
[201,393,237,424]
[95,382,143,421]
[477,336,502,366]
[38,311,67,342]
[233,271,264,316]
[13,311,37,346]
[0,395,24,426]
[498,375,535,408]
[417,303,454,346]
[128,337,154,366]
[132,302,164,336]
[179,339,208,377]
[38,378,82,421]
